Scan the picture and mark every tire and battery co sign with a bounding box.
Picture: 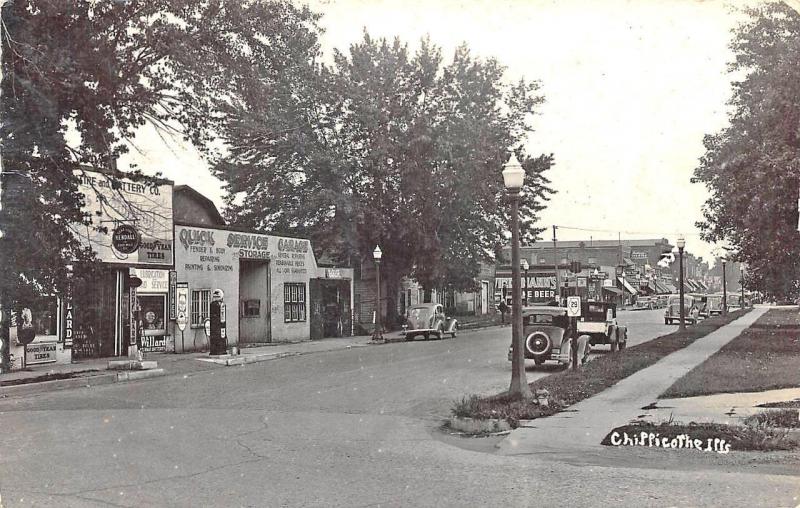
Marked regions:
[75,169,173,265]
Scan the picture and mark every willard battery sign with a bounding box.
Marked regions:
[75,169,173,265]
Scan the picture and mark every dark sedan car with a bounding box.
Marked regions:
[402,303,458,340]
[507,306,590,368]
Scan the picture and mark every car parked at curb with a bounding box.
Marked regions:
[705,294,724,316]
[664,294,700,325]
[576,301,627,352]
[507,306,590,369]
[402,303,458,340]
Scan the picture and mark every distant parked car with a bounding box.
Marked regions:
[577,301,627,352]
[664,295,700,325]
[706,295,724,316]
[402,303,458,340]
[507,306,590,368]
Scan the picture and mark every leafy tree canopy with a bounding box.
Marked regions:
[693,2,800,298]
[1,0,321,300]
[216,32,555,293]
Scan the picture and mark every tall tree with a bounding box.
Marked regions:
[0,0,323,369]
[217,33,555,318]
[693,2,800,298]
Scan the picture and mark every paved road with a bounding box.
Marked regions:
[0,309,796,507]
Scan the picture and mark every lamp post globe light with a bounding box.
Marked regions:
[372,245,384,342]
[521,258,529,306]
[677,235,686,331]
[502,153,532,400]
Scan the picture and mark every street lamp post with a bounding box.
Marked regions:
[503,154,532,400]
[677,236,686,332]
[521,258,529,306]
[721,258,727,315]
[372,245,384,342]
[740,265,745,308]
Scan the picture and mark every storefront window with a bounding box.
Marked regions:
[284,283,306,322]
[191,289,211,326]
[139,294,167,335]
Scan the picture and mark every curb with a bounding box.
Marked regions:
[195,342,372,367]
[0,368,167,399]
[198,352,300,366]
[115,368,166,381]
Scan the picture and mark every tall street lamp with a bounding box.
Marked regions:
[721,258,727,315]
[521,258,529,306]
[372,245,384,342]
[740,265,745,307]
[503,153,532,400]
[677,235,686,331]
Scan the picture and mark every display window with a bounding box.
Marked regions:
[138,294,167,335]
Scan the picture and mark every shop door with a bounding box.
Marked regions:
[239,259,271,343]
[310,279,352,339]
[309,279,324,340]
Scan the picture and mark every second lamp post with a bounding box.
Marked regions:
[502,153,532,400]
[372,245,384,342]
[677,235,686,331]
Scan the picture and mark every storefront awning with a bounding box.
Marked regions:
[618,277,638,295]
[603,286,623,295]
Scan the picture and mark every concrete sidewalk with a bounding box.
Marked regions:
[497,306,769,457]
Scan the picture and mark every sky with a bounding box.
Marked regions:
[119,0,764,263]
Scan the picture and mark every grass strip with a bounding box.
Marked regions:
[601,420,799,452]
[661,308,800,399]
[744,409,799,428]
[452,309,750,428]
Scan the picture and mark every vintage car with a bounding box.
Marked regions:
[402,303,458,340]
[507,306,590,368]
[664,295,700,325]
[576,301,628,352]
[705,294,724,316]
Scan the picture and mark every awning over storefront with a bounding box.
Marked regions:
[654,281,668,294]
[662,283,677,294]
[603,286,623,295]
[618,277,638,295]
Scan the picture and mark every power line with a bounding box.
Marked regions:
[553,224,705,238]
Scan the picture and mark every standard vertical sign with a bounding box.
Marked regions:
[567,296,582,317]
[168,270,177,319]
[64,301,74,347]
[176,283,188,331]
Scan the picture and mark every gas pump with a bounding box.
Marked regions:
[209,289,227,355]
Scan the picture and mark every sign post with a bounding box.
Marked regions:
[566,296,581,370]
[176,283,188,353]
